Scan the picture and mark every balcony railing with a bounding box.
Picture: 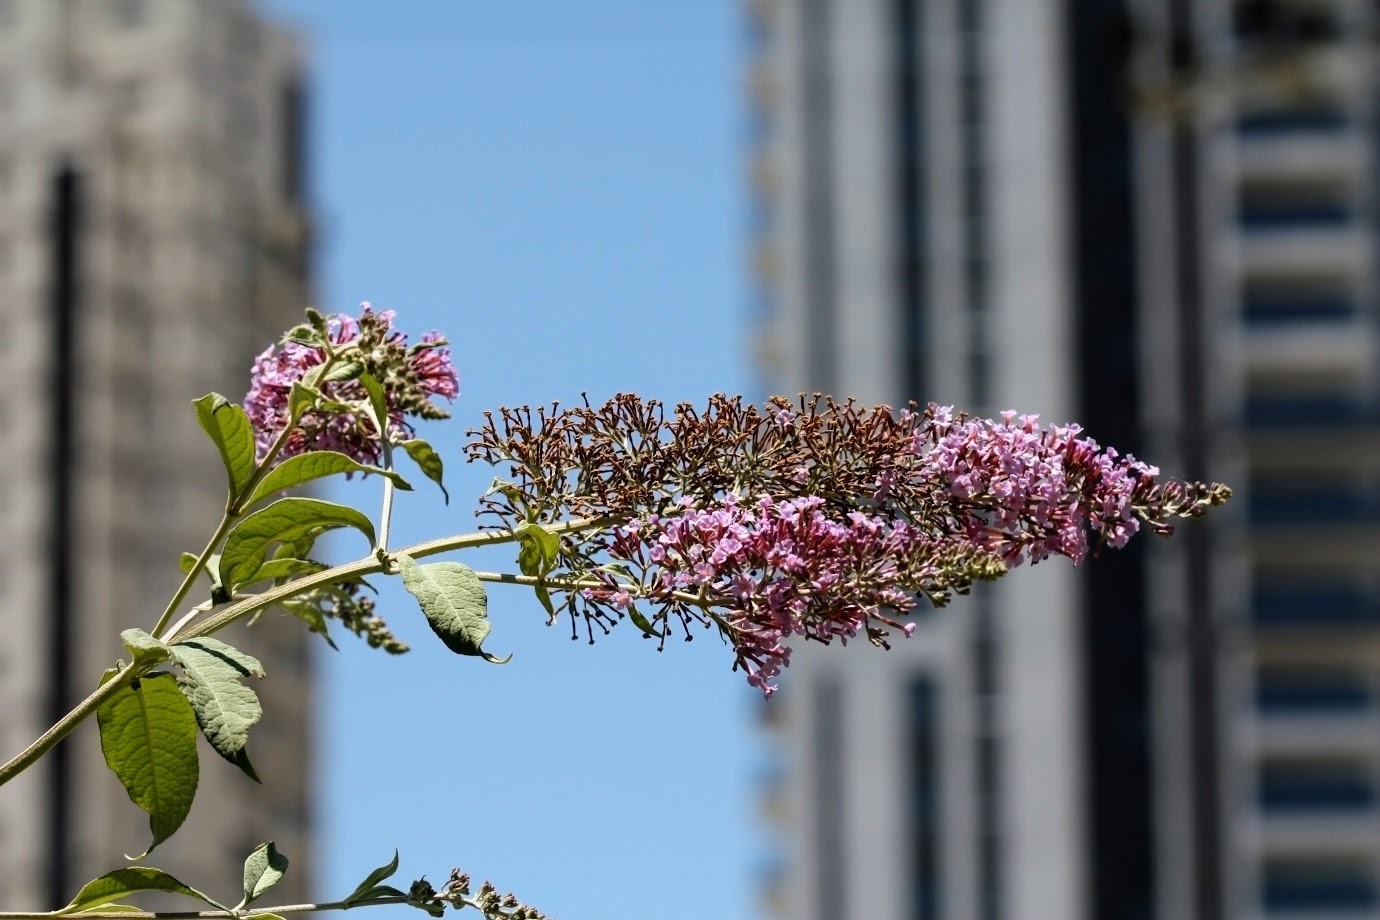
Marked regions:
[1263,871,1377,912]
[1244,396,1376,430]
[1244,296,1356,326]
[1257,674,1371,713]
[1238,200,1354,232]
[1253,586,1380,627]
[1259,773,1375,812]
[1236,109,1348,138]
[1249,492,1380,526]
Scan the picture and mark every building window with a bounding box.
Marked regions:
[114,78,141,113]
[1242,275,1353,326]
[110,0,145,27]
[1259,757,1374,812]
[1256,664,1370,713]
[1238,177,1352,231]
[141,474,178,515]
[229,16,259,61]
[279,81,305,203]
[0,1,13,29]
[1263,858,1376,912]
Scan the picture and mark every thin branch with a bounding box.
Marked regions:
[0,667,135,788]
[173,516,613,644]
[470,570,704,608]
[0,895,410,919]
[0,517,617,791]
[150,514,235,640]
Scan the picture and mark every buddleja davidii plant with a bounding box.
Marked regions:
[465,393,1231,694]
[0,305,1232,920]
[0,306,548,920]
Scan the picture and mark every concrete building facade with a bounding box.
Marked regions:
[748,0,1380,919]
[0,0,313,910]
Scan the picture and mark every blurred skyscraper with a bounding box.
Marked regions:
[0,0,312,910]
[748,1,1380,919]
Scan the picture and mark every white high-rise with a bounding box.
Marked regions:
[0,0,313,909]
[748,1,1380,919]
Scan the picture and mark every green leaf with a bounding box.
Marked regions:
[275,532,320,562]
[288,381,321,420]
[598,562,636,581]
[349,885,408,905]
[245,451,413,509]
[84,905,141,913]
[534,583,558,624]
[359,373,390,436]
[397,554,509,663]
[179,552,223,590]
[121,629,171,668]
[399,440,448,504]
[300,364,328,389]
[280,599,339,650]
[237,557,328,589]
[343,850,401,905]
[170,638,264,783]
[485,477,524,501]
[96,673,200,858]
[322,361,365,383]
[219,498,376,591]
[58,867,224,914]
[241,842,289,907]
[174,637,264,680]
[514,521,560,578]
[193,393,257,502]
[408,337,448,355]
[627,604,661,640]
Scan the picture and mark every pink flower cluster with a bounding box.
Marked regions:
[245,304,458,465]
[913,407,1166,566]
[585,495,1001,697]
[470,393,1229,697]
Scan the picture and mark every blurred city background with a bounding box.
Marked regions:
[0,2,1376,920]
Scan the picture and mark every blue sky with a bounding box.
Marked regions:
[254,2,758,918]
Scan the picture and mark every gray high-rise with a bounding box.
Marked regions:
[748,1,1380,919]
[0,0,313,910]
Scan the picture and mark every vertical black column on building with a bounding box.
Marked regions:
[909,679,940,920]
[46,163,81,908]
[1165,0,1221,916]
[1065,4,1157,920]
[801,0,836,395]
[953,2,1003,919]
[893,0,926,404]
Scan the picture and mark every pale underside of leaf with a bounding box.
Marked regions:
[171,639,264,782]
[397,554,509,663]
